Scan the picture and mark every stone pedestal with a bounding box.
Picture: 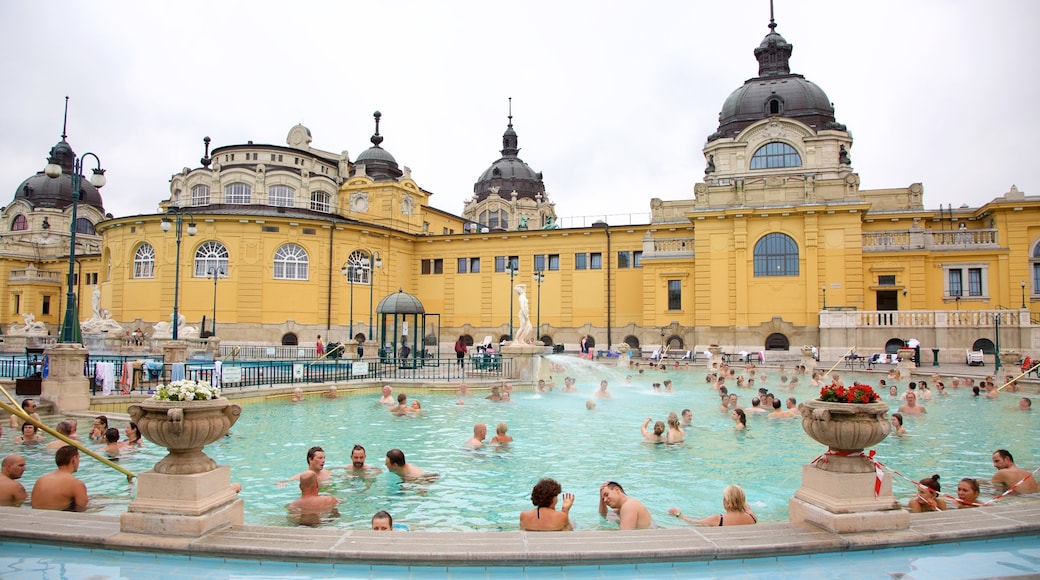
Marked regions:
[897,348,916,376]
[999,350,1022,368]
[801,347,818,375]
[501,343,550,381]
[708,346,723,369]
[163,341,189,364]
[790,462,907,533]
[41,343,91,413]
[120,466,243,537]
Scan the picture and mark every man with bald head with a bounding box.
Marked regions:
[464,423,487,448]
[0,454,27,507]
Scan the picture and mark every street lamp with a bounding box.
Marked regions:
[341,260,367,342]
[208,267,223,337]
[505,261,518,341]
[994,313,1001,373]
[534,271,545,340]
[45,151,106,343]
[367,250,382,339]
[821,285,827,310]
[1022,280,1027,309]
[160,209,197,341]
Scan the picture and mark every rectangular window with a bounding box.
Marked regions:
[420,259,443,275]
[422,260,432,275]
[968,268,982,296]
[878,275,896,286]
[617,251,631,269]
[14,294,20,314]
[548,254,560,271]
[949,269,963,297]
[310,192,330,213]
[668,280,682,310]
[590,252,602,270]
[534,255,546,272]
[470,257,480,273]
[575,253,588,270]
[457,258,468,274]
[633,251,643,268]
[191,185,210,206]
[42,295,51,316]
[495,256,507,272]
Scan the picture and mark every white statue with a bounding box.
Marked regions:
[91,284,102,319]
[513,284,533,344]
[10,313,49,336]
[153,312,199,340]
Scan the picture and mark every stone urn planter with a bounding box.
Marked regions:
[802,345,816,358]
[128,397,242,475]
[708,345,723,357]
[800,399,891,458]
[999,350,1022,367]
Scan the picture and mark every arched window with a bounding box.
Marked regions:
[194,241,229,277]
[268,185,295,208]
[310,191,330,213]
[765,333,790,351]
[224,182,251,204]
[133,243,155,279]
[344,250,372,284]
[75,218,95,235]
[753,233,799,277]
[10,215,27,231]
[750,142,802,169]
[191,184,210,206]
[768,98,782,115]
[274,244,308,280]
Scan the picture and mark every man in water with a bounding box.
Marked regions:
[9,398,41,429]
[45,421,74,451]
[0,454,27,507]
[286,471,339,526]
[343,444,381,477]
[898,391,927,416]
[31,446,88,511]
[378,385,394,405]
[464,423,487,448]
[280,446,333,487]
[595,380,611,399]
[680,409,693,426]
[598,481,654,530]
[385,449,431,481]
[992,449,1039,494]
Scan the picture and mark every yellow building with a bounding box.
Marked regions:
[4,19,1038,361]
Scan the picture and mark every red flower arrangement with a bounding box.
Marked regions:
[818,383,880,404]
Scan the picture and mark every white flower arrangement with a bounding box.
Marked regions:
[151,379,220,401]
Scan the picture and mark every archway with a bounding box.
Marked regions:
[623,335,640,350]
[281,333,298,346]
[665,335,684,349]
[972,338,996,355]
[540,335,554,346]
[765,333,789,350]
[884,338,906,354]
[498,334,511,346]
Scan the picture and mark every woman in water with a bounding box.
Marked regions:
[665,412,685,444]
[890,413,907,436]
[14,422,41,444]
[955,478,982,508]
[123,422,143,447]
[908,474,947,512]
[732,408,747,430]
[519,478,574,531]
[641,418,665,444]
[669,484,757,526]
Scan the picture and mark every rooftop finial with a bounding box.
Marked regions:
[61,96,69,140]
[370,110,384,147]
[200,136,212,168]
[768,0,777,31]
[508,97,513,128]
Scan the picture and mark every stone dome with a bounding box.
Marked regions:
[351,111,402,181]
[376,289,426,314]
[13,139,105,211]
[708,20,845,142]
[473,118,545,202]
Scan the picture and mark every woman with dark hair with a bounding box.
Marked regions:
[519,478,574,531]
[123,422,142,447]
[908,474,948,512]
[732,408,747,430]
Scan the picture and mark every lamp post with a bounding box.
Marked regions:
[821,285,827,310]
[341,262,360,342]
[534,271,545,340]
[208,267,223,337]
[367,250,382,337]
[1022,281,1027,309]
[505,262,517,341]
[45,152,106,343]
[160,209,197,341]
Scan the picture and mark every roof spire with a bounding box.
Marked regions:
[501,98,519,157]
[755,0,792,77]
[768,0,776,32]
[370,110,384,147]
[61,96,69,140]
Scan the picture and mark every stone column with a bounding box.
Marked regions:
[500,343,549,381]
[897,348,916,377]
[41,343,91,413]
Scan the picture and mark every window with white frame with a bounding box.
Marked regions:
[224,182,251,204]
[310,191,330,213]
[194,241,229,278]
[943,263,988,298]
[191,184,210,206]
[133,243,155,279]
[268,185,295,208]
[274,244,308,280]
[345,250,372,284]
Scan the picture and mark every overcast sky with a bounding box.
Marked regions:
[2,1,1037,225]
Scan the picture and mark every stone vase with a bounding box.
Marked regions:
[128,397,242,475]
[800,399,891,464]
[999,350,1022,367]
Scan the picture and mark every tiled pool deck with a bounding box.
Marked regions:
[1,502,1039,568]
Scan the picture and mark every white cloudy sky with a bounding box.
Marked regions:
[1,0,1037,224]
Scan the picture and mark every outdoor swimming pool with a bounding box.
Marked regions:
[2,358,1037,531]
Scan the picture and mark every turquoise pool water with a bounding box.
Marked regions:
[2,360,1037,531]
[2,535,1039,579]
